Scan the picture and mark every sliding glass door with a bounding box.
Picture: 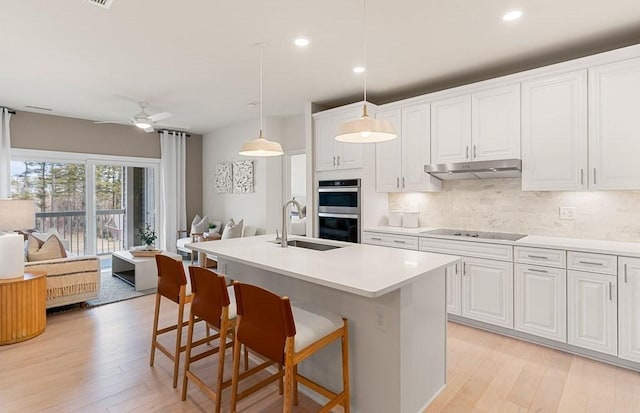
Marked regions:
[87,161,158,254]
[11,150,159,257]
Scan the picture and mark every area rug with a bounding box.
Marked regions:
[85,269,156,307]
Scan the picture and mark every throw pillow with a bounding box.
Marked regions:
[27,234,67,262]
[190,214,209,234]
[221,219,243,240]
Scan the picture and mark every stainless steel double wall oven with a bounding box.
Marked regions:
[317,179,360,243]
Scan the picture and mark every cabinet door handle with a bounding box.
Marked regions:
[455,263,459,274]
[578,261,603,266]
[396,177,400,188]
[528,255,548,259]
[370,237,382,241]
[466,146,469,160]
[463,262,467,275]
[625,263,628,283]
[402,177,405,188]
[337,155,340,166]
[528,268,548,273]
[609,281,613,301]
[333,155,336,167]
[473,144,477,159]
[593,168,597,185]
[393,240,406,244]
[580,169,584,186]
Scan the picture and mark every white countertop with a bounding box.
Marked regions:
[364,226,438,236]
[365,226,640,257]
[516,235,640,258]
[188,235,460,298]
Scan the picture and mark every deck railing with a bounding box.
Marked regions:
[35,209,126,256]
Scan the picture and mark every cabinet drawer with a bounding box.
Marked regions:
[514,246,566,268]
[419,237,512,261]
[363,232,419,250]
[567,251,617,275]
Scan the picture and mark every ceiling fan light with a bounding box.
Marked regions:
[239,133,284,157]
[134,121,151,129]
[335,107,397,143]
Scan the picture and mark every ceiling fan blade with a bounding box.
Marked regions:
[149,112,172,122]
[155,123,191,131]
[144,126,155,133]
[94,120,131,125]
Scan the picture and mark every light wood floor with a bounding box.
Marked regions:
[1,296,639,413]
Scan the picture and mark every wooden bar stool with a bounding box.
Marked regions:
[181,266,242,413]
[229,282,350,413]
[150,254,205,388]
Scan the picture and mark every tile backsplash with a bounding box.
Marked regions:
[389,178,640,242]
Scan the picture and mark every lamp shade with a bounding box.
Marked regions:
[239,131,284,157]
[0,199,36,231]
[335,104,398,143]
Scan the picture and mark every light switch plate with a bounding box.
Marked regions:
[559,206,577,220]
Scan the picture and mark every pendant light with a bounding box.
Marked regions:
[239,44,284,157]
[335,0,397,143]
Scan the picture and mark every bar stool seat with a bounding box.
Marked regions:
[290,306,343,352]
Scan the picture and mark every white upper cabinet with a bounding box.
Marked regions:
[374,107,402,192]
[589,57,640,190]
[521,71,588,191]
[375,102,441,192]
[431,95,471,163]
[431,84,520,164]
[314,105,364,171]
[472,84,521,161]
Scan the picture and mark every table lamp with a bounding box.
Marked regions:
[0,199,36,279]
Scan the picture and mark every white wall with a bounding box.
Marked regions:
[389,178,640,242]
[203,115,304,234]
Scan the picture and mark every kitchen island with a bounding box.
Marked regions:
[188,235,460,413]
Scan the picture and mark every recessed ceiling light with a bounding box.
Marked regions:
[294,37,310,47]
[502,10,523,21]
[353,66,365,73]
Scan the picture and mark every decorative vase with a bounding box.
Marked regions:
[144,243,155,251]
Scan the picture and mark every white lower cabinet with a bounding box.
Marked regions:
[461,257,513,328]
[567,270,617,355]
[618,257,640,363]
[514,264,566,342]
[446,263,462,316]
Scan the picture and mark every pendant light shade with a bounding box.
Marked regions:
[239,44,284,157]
[335,104,396,143]
[335,0,397,143]
[239,129,284,157]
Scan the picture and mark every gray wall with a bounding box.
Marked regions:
[10,111,203,225]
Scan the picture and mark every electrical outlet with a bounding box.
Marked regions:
[559,206,577,221]
[375,306,386,331]
[217,262,227,275]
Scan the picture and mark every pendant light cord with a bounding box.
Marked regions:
[259,44,264,138]
[362,0,367,105]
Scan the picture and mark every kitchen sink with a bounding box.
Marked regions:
[269,239,343,251]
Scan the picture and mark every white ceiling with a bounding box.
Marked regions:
[1,0,640,135]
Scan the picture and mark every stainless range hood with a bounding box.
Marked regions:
[424,159,522,180]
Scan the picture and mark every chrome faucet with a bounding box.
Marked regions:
[281,197,305,248]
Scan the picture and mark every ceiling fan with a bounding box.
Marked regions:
[94,102,189,133]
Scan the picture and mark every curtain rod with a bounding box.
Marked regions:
[156,129,191,138]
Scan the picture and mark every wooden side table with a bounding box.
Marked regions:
[0,272,47,345]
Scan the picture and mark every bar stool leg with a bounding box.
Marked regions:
[173,295,186,388]
[229,322,243,413]
[150,293,161,366]
[293,365,299,406]
[283,337,295,413]
[278,363,284,395]
[342,319,350,413]
[181,311,197,401]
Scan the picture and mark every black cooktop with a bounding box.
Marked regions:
[421,228,527,242]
